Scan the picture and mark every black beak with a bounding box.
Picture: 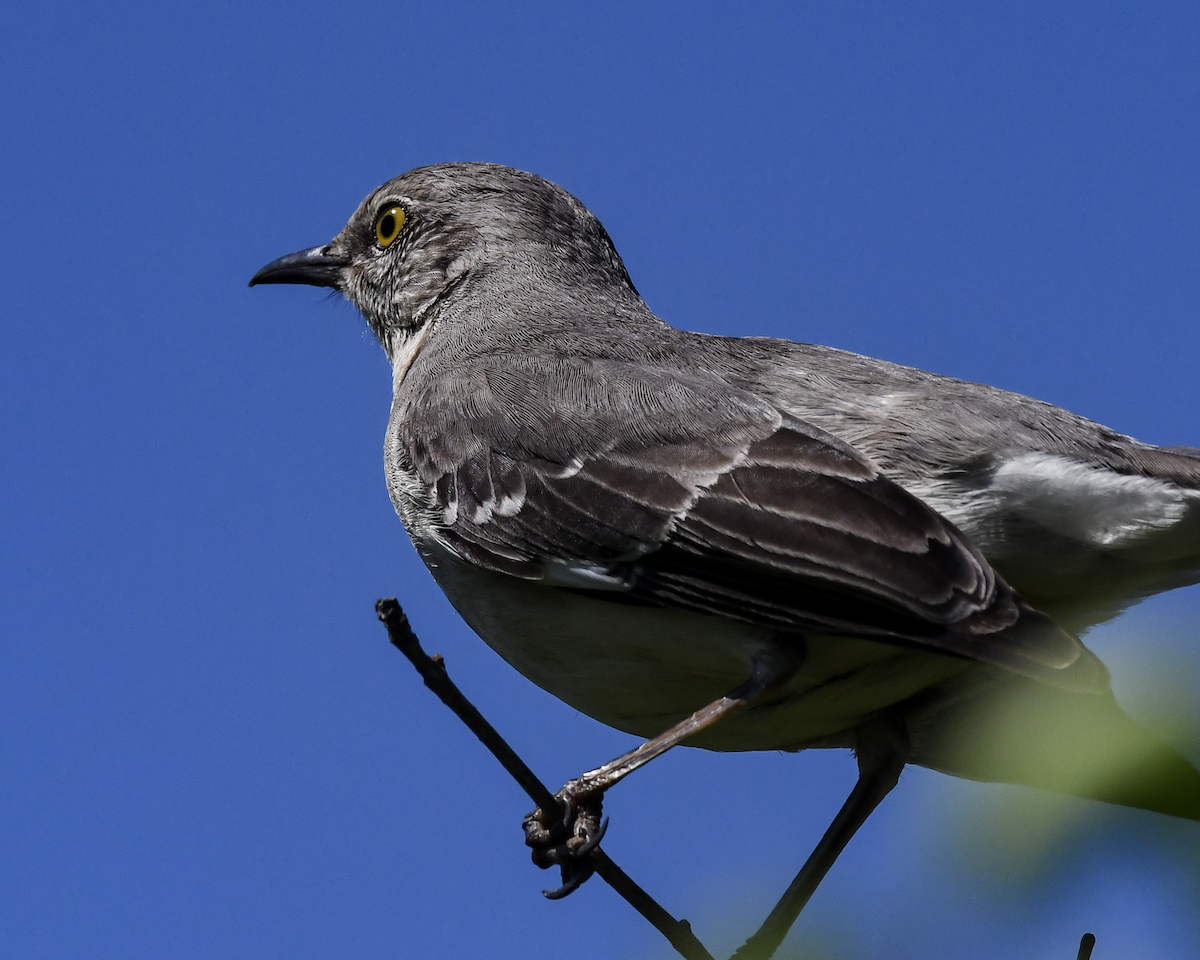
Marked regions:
[248,246,349,288]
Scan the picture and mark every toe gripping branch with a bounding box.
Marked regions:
[524,795,609,899]
[376,599,716,960]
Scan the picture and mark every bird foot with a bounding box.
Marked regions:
[523,788,609,899]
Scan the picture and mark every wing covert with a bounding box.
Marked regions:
[394,355,1098,688]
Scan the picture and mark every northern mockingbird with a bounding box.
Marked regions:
[251,162,1200,951]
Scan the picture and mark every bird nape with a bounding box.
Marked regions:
[251,161,1200,957]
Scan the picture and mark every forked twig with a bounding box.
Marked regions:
[376,598,715,960]
[377,597,1098,960]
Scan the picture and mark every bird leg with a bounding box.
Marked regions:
[525,642,804,898]
[731,711,910,960]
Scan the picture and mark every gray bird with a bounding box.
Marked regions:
[251,162,1200,956]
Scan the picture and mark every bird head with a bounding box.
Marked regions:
[249,162,637,352]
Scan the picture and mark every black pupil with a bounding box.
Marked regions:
[380,213,395,238]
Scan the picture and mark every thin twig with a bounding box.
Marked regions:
[376,598,715,960]
[376,598,557,812]
[590,852,713,960]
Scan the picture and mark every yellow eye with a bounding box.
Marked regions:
[375,206,405,247]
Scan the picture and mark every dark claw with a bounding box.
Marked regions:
[542,861,595,900]
[525,790,606,898]
[576,816,609,857]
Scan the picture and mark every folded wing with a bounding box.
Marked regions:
[397,354,1106,692]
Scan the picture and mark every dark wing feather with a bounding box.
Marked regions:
[397,353,1101,690]
[632,423,1093,683]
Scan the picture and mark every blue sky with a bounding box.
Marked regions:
[4,3,1200,958]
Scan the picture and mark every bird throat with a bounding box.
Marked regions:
[389,320,433,392]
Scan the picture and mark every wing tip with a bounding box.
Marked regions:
[941,603,1111,695]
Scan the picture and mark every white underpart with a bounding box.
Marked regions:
[382,323,435,529]
[989,453,1190,547]
[419,541,969,750]
[388,321,432,392]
